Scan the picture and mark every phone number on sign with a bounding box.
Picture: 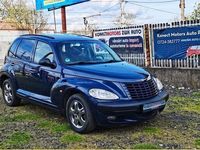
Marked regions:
[157,39,181,45]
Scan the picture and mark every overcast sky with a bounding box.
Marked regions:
[43,0,199,32]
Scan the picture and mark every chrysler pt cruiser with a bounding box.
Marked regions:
[0,34,169,133]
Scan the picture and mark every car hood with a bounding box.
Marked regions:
[62,62,150,82]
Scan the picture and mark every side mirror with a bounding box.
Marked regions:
[39,58,56,69]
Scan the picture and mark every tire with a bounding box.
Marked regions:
[2,79,21,106]
[66,93,96,133]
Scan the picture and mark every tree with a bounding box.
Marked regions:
[188,2,200,20]
[0,0,48,33]
[114,12,135,27]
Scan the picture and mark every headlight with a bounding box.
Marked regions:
[153,77,163,90]
[89,89,119,100]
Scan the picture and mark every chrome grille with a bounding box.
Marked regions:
[125,78,159,100]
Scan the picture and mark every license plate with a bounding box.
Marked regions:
[143,100,166,112]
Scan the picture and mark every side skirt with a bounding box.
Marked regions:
[16,89,60,112]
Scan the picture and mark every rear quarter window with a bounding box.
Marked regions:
[8,38,21,57]
[16,39,36,61]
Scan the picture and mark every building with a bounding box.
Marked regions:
[0,21,54,61]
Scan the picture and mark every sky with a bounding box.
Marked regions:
[43,0,199,32]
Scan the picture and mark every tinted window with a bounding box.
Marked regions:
[34,41,53,63]
[16,39,36,61]
[8,39,21,57]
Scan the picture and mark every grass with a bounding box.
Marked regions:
[0,91,199,149]
[60,133,84,143]
[132,143,159,149]
[0,132,31,149]
[37,119,71,133]
[182,105,200,114]
[143,127,161,134]
[195,139,200,149]
[170,96,200,114]
[12,113,41,121]
[132,127,161,139]
[0,113,41,123]
[192,92,200,97]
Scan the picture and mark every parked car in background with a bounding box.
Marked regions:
[187,45,200,57]
[0,34,169,133]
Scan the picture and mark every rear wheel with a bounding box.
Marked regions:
[2,79,21,106]
[66,94,95,133]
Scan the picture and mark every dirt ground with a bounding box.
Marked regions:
[0,86,199,149]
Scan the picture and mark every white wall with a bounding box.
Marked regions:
[0,30,55,61]
[0,30,29,60]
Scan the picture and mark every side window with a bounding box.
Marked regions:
[16,39,36,61]
[8,39,21,57]
[34,41,53,63]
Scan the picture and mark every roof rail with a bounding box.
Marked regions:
[71,34,93,38]
[20,34,55,39]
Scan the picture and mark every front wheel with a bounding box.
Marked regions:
[66,94,95,133]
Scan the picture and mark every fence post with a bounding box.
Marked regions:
[144,24,151,67]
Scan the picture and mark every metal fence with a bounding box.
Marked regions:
[151,55,200,69]
[119,53,146,67]
[119,53,200,69]
[148,20,200,69]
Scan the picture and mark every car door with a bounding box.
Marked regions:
[14,38,37,92]
[30,41,61,97]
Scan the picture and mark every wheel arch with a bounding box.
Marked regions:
[63,88,88,109]
[0,72,18,90]
[0,73,12,88]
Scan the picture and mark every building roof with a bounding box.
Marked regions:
[0,21,55,32]
[0,21,22,30]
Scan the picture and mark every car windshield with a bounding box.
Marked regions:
[58,40,122,65]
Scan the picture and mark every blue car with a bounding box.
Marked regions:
[0,34,169,133]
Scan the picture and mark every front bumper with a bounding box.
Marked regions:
[91,90,169,126]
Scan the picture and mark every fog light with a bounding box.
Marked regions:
[107,116,116,120]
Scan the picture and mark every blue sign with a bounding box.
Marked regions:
[36,0,89,10]
[153,26,200,59]
[109,36,144,54]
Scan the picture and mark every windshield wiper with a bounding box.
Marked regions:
[102,60,123,64]
[66,60,123,65]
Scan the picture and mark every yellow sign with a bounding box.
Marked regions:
[44,0,65,6]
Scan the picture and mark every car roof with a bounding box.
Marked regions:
[20,34,96,42]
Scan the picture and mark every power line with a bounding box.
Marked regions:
[127,0,179,3]
[83,2,120,18]
[99,2,120,13]
[128,2,179,14]
[90,0,179,3]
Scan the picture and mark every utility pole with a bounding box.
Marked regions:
[179,0,186,21]
[83,14,101,35]
[83,17,88,35]
[53,10,57,33]
[33,10,36,34]
[195,9,198,20]
[120,0,125,27]
[61,7,67,33]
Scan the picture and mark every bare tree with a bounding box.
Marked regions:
[114,12,135,27]
[188,2,200,20]
[0,0,48,33]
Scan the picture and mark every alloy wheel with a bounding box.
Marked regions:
[3,82,13,103]
[69,100,86,129]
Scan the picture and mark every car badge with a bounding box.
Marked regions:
[146,75,151,81]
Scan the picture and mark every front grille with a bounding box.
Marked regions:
[124,78,159,100]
